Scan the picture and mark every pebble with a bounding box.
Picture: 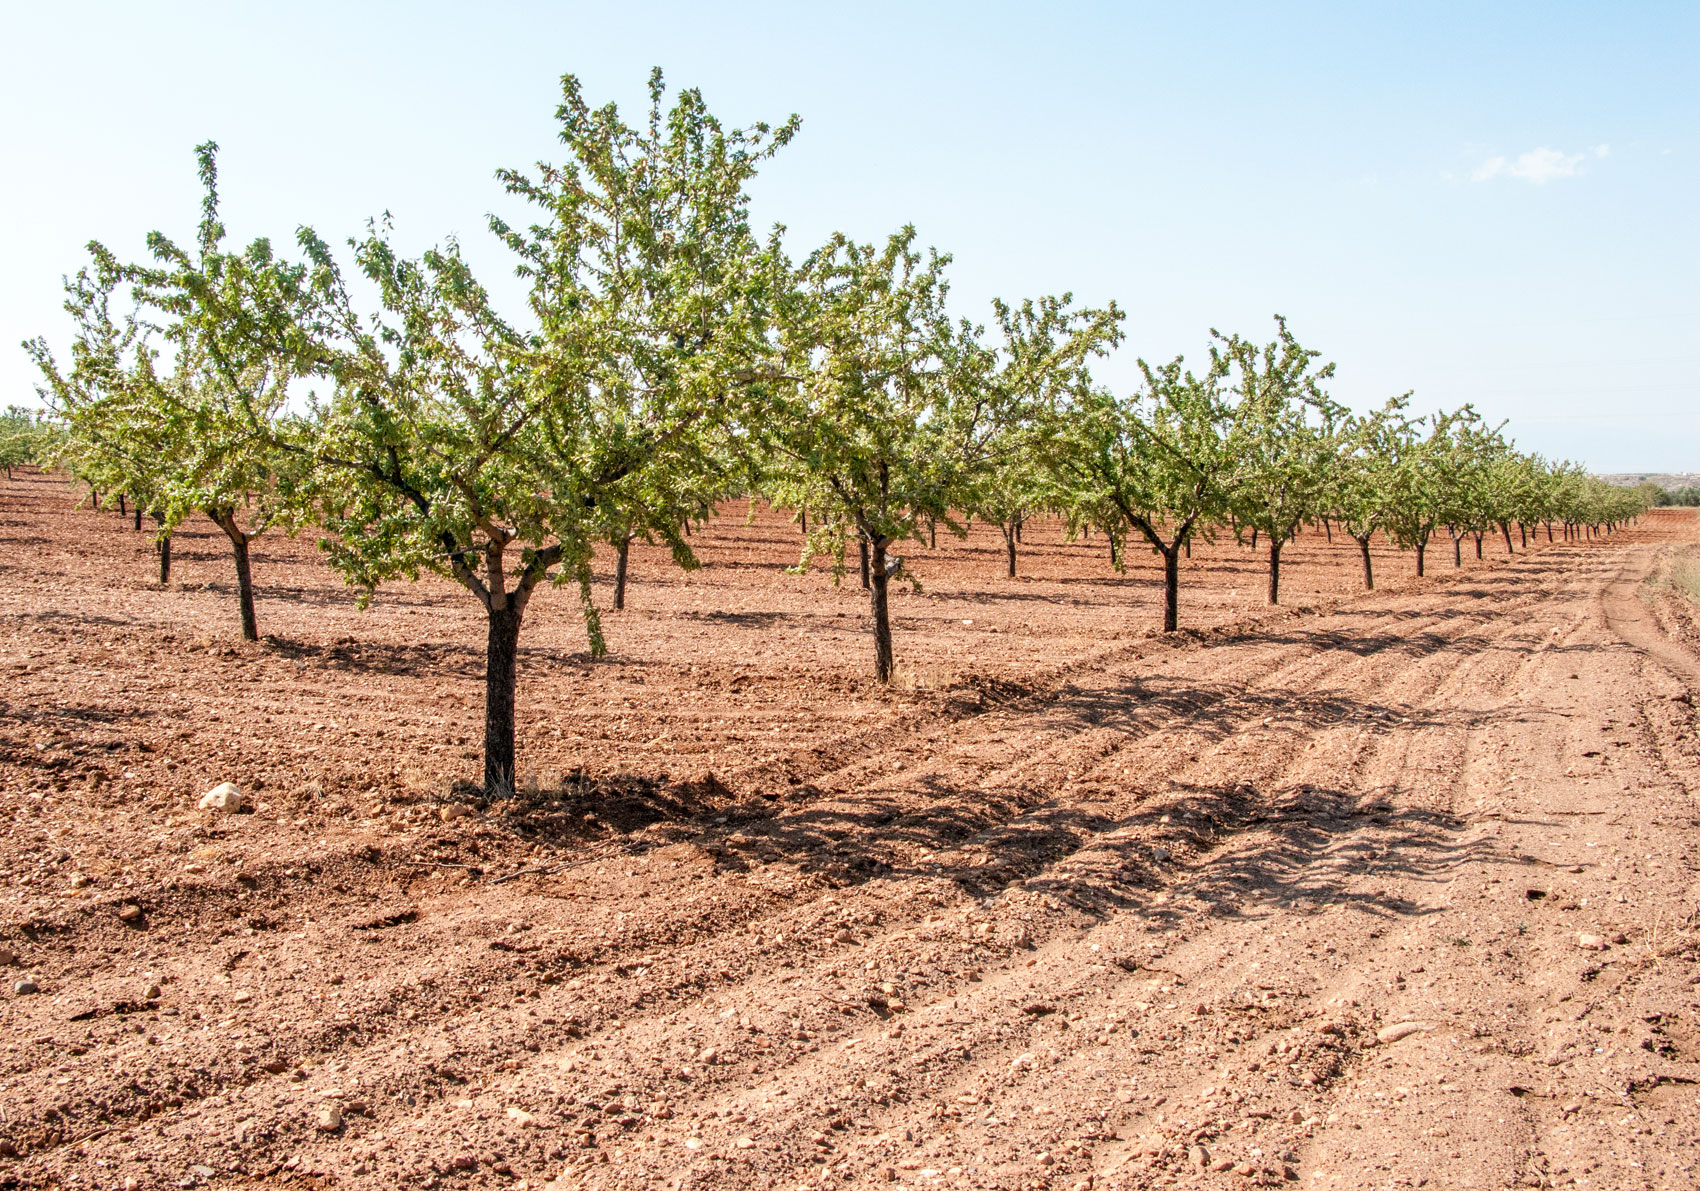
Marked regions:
[14,979,39,995]
[507,1107,536,1128]
[69,872,90,889]
[1188,1144,1211,1170]
[1576,932,1609,950]
[1151,846,1172,862]
[316,1103,343,1132]
[1376,1022,1427,1045]
[0,948,17,966]
[439,804,471,822]
[118,903,143,922]
[199,782,243,813]
[735,1137,754,1150]
[143,983,162,1000]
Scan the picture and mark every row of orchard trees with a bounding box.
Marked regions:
[27,72,1649,795]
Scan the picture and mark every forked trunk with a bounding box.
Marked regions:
[211,509,259,642]
[1161,546,1180,632]
[869,540,894,683]
[1357,534,1374,589]
[1267,538,1282,604]
[613,535,631,611]
[484,604,523,796]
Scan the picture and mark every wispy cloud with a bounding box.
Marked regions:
[1471,144,1609,184]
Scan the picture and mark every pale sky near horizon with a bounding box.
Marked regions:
[3,1,1694,471]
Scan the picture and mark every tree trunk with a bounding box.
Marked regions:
[929,517,936,548]
[613,535,631,610]
[859,535,870,589]
[1323,517,1332,543]
[799,509,806,534]
[1415,540,1425,577]
[869,540,894,682]
[134,505,143,531]
[1473,531,1483,560]
[1108,534,1117,567]
[1545,521,1553,542]
[484,604,523,796]
[1453,533,1463,567]
[1183,533,1191,559]
[1502,522,1514,553]
[1357,535,1374,589]
[1161,546,1179,631]
[118,494,126,517]
[211,510,259,641]
[1267,538,1282,604]
[1014,517,1023,544]
[1003,524,1017,578]
[1519,523,1527,548]
[1250,527,1258,549]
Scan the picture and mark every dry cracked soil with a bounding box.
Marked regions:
[3,470,1700,1191]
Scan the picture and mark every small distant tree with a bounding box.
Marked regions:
[970,296,1122,579]
[763,228,969,682]
[0,406,61,479]
[1047,349,1237,630]
[33,143,319,637]
[1330,396,1409,589]
[1216,317,1343,604]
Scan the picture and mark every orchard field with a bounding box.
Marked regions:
[3,469,1700,1191]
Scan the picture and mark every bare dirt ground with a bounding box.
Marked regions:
[2,470,1698,1191]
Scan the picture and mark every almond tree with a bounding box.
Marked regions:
[305,72,792,794]
[1216,318,1343,604]
[1330,396,1410,589]
[763,228,967,682]
[970,296,1122,579]
[1046,349,1238,630]
[32,143,320,638]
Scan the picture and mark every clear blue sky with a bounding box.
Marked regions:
[4,1,1695,471]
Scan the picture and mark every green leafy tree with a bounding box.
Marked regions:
[1330,396,1410,589]
[305,71,793,794]
[1216,317,1343,604]
[1046,349,1237,630]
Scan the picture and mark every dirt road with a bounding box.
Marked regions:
[2,486,1697,1191]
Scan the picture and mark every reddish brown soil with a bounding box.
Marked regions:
[2,470,1698,1191]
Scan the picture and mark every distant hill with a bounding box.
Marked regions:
[1596,473,1700,490]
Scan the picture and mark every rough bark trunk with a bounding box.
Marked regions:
[1003,524,1016,578]
[484,604,523,796]
[211,510,259,642]
[1357,535,1374,589]
[1267,539,1283,604]
[1415,540,1425,577]
[869,540,894,682]
[613,535,631,610]
[859,535,870,589]
[1161,547,1179,632]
